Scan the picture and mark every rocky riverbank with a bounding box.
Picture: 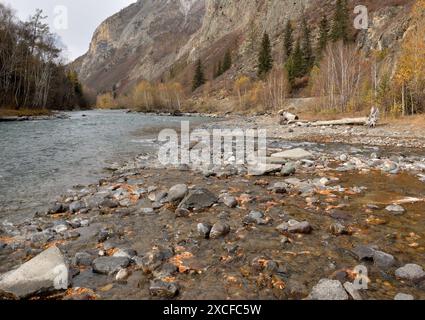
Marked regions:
[0,112,70,122]
[1,117,425,300]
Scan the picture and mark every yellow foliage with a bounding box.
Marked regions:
[96,93,115,109]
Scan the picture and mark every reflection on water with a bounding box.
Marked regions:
[0,110,207,221]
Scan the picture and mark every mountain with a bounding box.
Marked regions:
[72,0,414,95]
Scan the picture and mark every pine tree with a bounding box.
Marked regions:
[222,49,232,72]
[317,15,330,55]
[192,59,205,91]
[258,32,273,77]
[331,0,350,42]
[301,14,314,74]
[283,20,294,61]
[285,40,304,84]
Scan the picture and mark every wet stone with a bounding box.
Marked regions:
[329,223,349,236]
[92,257,130,275]
[244,211,268,225]
[100,198,119,209]
[63,230,80,240]
[175,208,190,218]
[113,248,137,260]
[281,162,296,176]
[197,223,212,239]
[178,188,218,211]
[394,293,414,300]
[69,201,85,213]
[73,252,95,267]
[385,204,405,215]
[373,250,395,269]
[352,245,376,261]
[223,196,237,208]
[166,184,188,202]
[209,222,230,239]
[115,268,130,282]
[149,280,179,298]
[395,264,425,283]
[269,182,288,194]
[308,279,349,300]
[288,221,312,234]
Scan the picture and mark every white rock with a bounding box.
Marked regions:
[309,279,349,300]
[0,246,68,299]
[271,148,313,160]
[394,293,414,300]
[115,268,130,282]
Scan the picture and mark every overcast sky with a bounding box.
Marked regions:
[3,0,136,61]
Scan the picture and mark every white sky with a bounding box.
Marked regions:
[2,0,136,61]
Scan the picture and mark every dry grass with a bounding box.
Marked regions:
[0,108,52,117]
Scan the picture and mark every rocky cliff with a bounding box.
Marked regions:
[72,0,414,94]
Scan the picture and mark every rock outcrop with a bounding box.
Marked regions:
[72,0,413,94]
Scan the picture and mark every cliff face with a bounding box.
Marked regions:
[72,0,206,92]
[72,0,413,94]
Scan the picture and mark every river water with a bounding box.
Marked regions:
[0,110,207,221]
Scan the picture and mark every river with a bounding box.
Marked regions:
[0,110,207,222]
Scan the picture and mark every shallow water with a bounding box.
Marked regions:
[0,110,207,221]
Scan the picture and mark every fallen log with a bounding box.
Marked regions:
[309,117,368,127]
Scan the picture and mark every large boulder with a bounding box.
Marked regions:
[178,188,218,210]
[0,246,69,299]
[166,184,188,202]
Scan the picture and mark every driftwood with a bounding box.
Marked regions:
[278,107,380,127]
[278,111,299,125]
[366,106,380,128]
[309,117,368,127]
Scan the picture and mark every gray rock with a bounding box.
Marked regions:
[309,279,349,300]
[373,250,395,269]
[115,268,130,282]
[352,245,376,261]
[166,184,188,202]
[395,264,425,283]
[385,204,405,215]
[63,230,80,240]
[178,188,218,210]
[139,208,155,215]
[210,222,230,239]
[148,191,168,203]
[248,164,282,176]
[113,248,137,259]
[92,257,130,275]
[53,224,68,234]
[281,162,296,176]
[73,252,94,267]
[269,182,288,194]
[48,203,64,214]
[223,196,237,208]
[137,247,174,273]
[69,201,85,213]
[0,246,68,299]
[329,223,349,236]
[100,198,119,209]
[197,223,212,239]
[149,280,179,298]
[288,221,312,234]
[343,282,362,300]
[175,208,190,217]
[394,293,414,300]
[244,211,268,225]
